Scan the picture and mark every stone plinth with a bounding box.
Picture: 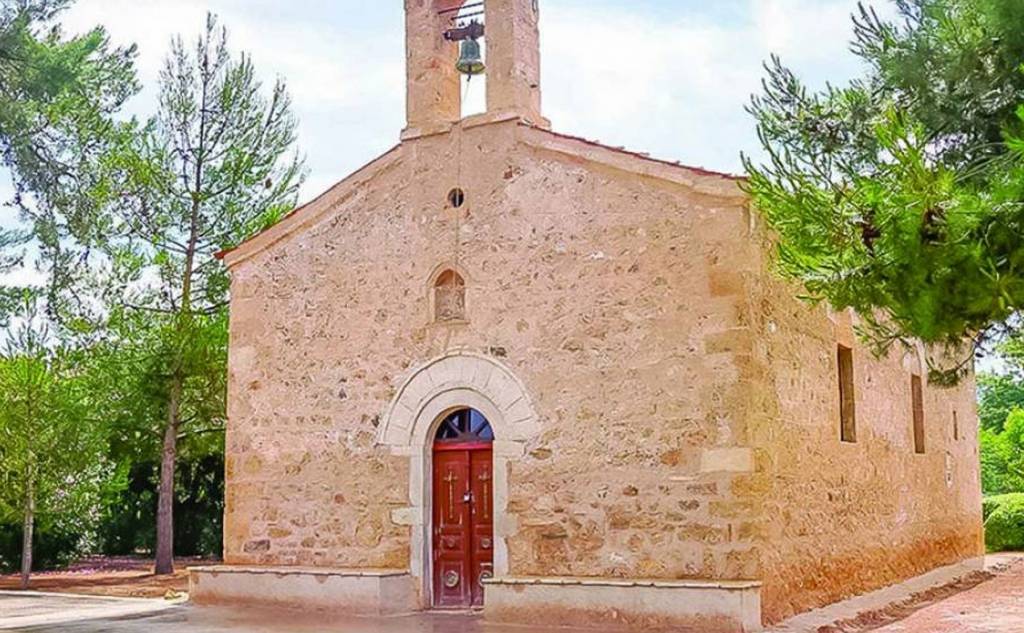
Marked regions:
[483,576,763,632]
[188,566,417,615]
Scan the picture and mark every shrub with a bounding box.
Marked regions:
[0,519,90,574]
[980,412,1024,495]
[984,493,1024,552]
[984,494,1018,521]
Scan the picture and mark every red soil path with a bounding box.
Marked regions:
[0,556,212,598]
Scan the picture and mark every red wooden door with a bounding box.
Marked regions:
[432,443,493,608]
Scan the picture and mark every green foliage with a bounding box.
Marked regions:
[0,3,142,574]
[983,492,1024,551]
[0,8,300,573]
[0,456,225,570]
[0,291,110,576]
[978,372,1024,432]
[0,0,137,192]
[0,516,88,573]
[981,409,1024,495]
[82,308,229,464]
[978,322,1024,432]
[86,11,302,451]
[978,333,1024,495]
[0,0,137,317]
[0,227,28,324]
[95,461,153,555]
[78,13,302,572]
[744,0,1024,380]
[172,454,224,556]
[983,493,1020,521]
[96,455,223,558]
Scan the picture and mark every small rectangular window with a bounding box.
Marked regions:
[911,374,925,454]
[953,410,959,441]
[837,344,856,443]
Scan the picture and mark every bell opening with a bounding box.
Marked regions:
[447,8,486,119]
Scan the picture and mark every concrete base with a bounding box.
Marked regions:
[187,566,417,616]
[483,576,763,632]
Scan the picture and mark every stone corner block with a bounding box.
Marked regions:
[494,513,519,537]
[493,440,526,458]
[700,447,755,473]
[388,445,416,457]
[390,507,421,526]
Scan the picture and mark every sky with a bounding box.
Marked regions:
[1,0,884,283]
[70,0,882,197]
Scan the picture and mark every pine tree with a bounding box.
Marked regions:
[744,0,1024,382]
[0,291,107,588]
[96,13,304,574]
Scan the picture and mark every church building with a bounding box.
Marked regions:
[190,2,984,631]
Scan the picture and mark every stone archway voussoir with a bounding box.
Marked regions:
[379,353,537,449]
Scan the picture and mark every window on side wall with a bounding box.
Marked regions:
[837,344,856,443]
[911,374,925,454]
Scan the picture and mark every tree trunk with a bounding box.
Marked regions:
[154,374,182,575]
[20,479,35,590]
[155,61,202,575]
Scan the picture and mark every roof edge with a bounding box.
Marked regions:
[516,123,747,199]
[216,143,403,267]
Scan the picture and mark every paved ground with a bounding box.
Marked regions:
[872,555,1024,633]
[0,592,180,631]
[2,600,571,633]
[2,556,1023,632]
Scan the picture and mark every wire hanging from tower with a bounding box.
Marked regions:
[449,4,486,272]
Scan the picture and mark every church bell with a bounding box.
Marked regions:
[456,38,485,77]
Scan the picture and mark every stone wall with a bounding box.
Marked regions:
[223,118,758,585]
[222,116,982,624]
[741,236,984,624]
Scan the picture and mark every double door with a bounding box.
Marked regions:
[432,444,493,608]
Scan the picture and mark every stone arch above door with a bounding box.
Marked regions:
[379,352,540,449]
[377,351,539,604]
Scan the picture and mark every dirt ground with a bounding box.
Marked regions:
[0,556,210,598]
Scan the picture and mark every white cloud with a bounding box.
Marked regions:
[539,0,878,174]
[754,0,857,60]
[61,0,407,200]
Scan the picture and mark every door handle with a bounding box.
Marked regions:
[462,491,473,503]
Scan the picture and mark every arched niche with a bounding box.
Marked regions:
[427,263,470,324]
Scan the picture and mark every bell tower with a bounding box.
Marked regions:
[404,0,463,138]
[403,0,548,139]
[483,0,544,127]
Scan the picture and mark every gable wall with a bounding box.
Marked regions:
[222,120,763,583]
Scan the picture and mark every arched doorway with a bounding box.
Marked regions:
[431,408,493,608]
[378,352,540,610]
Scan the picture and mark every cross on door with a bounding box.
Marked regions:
[477,470,491,519]
[444,470,459,521]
